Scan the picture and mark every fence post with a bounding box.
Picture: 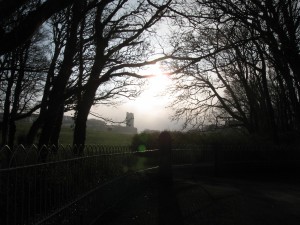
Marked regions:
[158,131,173,185]
[214,144,222,177]
[158,131,183,225]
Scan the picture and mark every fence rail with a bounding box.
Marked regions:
[0,145,149,225]
[0,144,299,225]
[0,144,134,169]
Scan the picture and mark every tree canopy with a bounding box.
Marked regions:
[164,0,300,142]
[1,0,299,148]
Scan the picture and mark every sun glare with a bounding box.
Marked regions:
[146,63,170,93]
[130,63,172,113]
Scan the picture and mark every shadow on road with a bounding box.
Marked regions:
[158,181,183,225]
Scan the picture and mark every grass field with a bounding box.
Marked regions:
[59,126,134,145]
[13,123,134,146]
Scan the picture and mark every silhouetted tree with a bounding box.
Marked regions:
[0,0,75,55]
[207,0,300,131]
[37,0,86,148]
[72,0,172,152]
[0,30,48,146]
[165,0,299,141]
[26,8,69,145]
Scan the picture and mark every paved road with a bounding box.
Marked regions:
[176,177,300,225]
[95,171,300,225]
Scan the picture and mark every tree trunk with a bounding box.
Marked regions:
[255,42,279,142]
[7,123,16,147]
[38,0,83,148]
[49,104,64,150]
[26,38,61,145]
[275,72,293,131]
[26,117,43,145]
[73,82,98,153]
[72,4,109,153]
[0,0,74,55]
[8,42,30,147]
[265,30,300,131]
[1,53,16,146]
[1,78,13,146]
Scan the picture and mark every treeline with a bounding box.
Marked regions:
[166,0,300,143]
[0,0,171,153]
[132,129,253,152]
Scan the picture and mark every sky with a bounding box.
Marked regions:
[89,64,182,132]
[81,7,180,133]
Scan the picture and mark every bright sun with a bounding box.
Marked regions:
[146,63,170,93]
[131,63,171,112]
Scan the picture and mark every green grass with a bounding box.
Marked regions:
[12,123,134,146]
[59,126,134,145]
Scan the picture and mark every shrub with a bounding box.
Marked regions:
[131,131,160,151]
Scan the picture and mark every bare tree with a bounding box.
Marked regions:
[37,0,86,149]
[0,31,48,146]
[206,0,300,130]
[0,0,75,55]
[25,10,69,145]
[164,0,299,141]
[72,0,172,151]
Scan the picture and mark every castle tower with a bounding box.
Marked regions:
[126,112,134,127]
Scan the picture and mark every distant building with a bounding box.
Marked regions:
[0,112,138,134]
[126,112,134,127]
[107,112,137,134]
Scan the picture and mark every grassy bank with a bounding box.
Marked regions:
[59,127,134,145]
[13,123,134,146]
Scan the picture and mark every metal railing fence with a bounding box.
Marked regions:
[0,144,299,225]
[0,144,135,169]
[0,145,156,225]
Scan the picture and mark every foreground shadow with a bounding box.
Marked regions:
[158,182,183,225]
[158,131,183,225]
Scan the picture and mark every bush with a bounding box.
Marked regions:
[131,131,160,151]
[131,128,252,151]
